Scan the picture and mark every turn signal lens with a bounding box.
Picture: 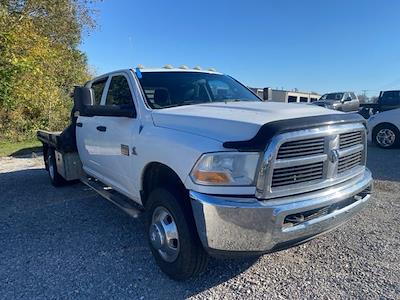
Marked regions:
[192,170,230,184]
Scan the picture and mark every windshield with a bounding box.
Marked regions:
[320,93,344,101]
[138,72,260,109]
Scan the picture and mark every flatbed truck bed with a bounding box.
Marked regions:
[37,130,62,149]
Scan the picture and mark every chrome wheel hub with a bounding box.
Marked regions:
[377,129,395,147]
[150,206,179,262]
[149,223,164,250]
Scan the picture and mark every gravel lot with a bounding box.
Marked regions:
[0,145,399,299]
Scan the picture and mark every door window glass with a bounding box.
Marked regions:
[91,78,107,105]
[381,91,400,106]
[106,75,134,106]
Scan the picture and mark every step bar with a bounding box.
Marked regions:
[81,177,142,218]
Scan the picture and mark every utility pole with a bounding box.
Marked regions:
[360,89,368,103]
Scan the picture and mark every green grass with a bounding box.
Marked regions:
[0,139,42,157]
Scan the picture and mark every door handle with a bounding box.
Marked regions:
[76,122,83,127]
[96,126,107,132]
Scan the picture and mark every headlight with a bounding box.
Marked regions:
[190,152,260,186]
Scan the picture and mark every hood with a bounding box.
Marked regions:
[151,101,342,142]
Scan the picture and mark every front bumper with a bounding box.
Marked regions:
[190,169,373,257]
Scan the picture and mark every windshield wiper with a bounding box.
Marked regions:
[157,98,258,109]
[218,99,259,103]
[160,101,199,109]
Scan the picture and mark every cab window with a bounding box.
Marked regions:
[105,75,134,106]
[381,91,400,106]
[91,78,107,105]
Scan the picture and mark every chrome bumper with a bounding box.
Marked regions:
[190,169,373,256]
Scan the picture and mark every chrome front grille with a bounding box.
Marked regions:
[277,137,325,159]
[272,161,324,187]
[338,151,363,173]
[339,131,362,149]
[256,123,367,199]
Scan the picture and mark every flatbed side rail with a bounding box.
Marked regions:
[37,130,61,148]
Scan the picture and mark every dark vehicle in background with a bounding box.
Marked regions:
[359,90,400,118]
[375,90,400,111]
[313,92,359,112]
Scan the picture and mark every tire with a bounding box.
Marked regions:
[47,148,67,186]
[373,123,399,149]
[145,187,208,280]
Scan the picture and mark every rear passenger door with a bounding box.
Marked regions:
[76,76,108,176]
[95,73,140,196]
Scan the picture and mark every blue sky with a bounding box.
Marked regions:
[80,0,400,96]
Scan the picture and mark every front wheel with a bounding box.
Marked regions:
[373,124,399,149]
[145,188,208,280]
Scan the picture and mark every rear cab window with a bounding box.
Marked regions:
[90,78,108,105]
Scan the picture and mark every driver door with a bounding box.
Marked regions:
[76,76,109,177]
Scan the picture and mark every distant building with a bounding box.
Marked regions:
[249,87,321,103]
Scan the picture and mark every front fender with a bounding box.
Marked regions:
[133,126,224,202]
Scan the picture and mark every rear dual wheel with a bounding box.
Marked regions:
[47,148,67,186]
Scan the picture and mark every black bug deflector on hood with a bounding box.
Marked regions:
[223,113,366,151]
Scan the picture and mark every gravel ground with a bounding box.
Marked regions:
[0,145,399,299]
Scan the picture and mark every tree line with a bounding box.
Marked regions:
[0,0,96,140]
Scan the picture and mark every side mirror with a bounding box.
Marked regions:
[73,86,93,115]
[73,86,136,118]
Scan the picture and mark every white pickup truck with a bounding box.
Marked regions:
[38,67,373,280]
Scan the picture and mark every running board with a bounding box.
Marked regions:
[80,177,142,218]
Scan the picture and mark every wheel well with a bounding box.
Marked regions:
[372,122,399,137]
[141,162,187,207]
